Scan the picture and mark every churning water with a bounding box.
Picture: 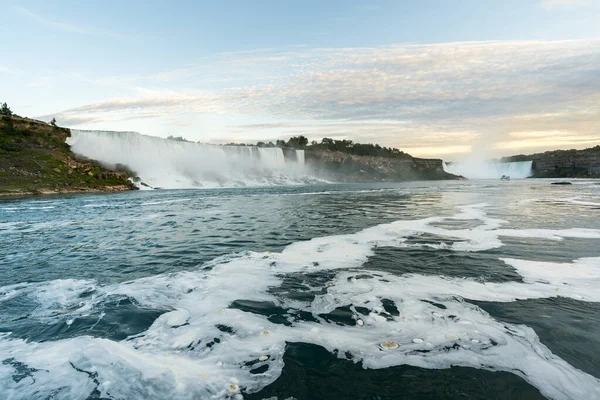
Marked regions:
[1,180,600,399]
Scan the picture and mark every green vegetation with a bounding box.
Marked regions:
[223,135,412,160]
[0,111,136,196]
[285,135,309,149]
[502,146,600,163]
[532,167,592,179]
[304,137,410,159]
[0,102,12,117]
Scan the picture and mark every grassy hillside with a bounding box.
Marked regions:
[0,116,136,196]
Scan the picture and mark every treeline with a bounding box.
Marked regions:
[218,135,410,159]
[500,145,600,162]
[306,137,410,158]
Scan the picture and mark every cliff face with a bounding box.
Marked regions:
[502,146,600,178]
[0,117,136,196]
[305,150,456,181]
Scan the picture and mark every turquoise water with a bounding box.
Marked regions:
[1,180,600,399]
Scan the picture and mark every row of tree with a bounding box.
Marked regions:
[306,137,408,157]
[203,135,409,158]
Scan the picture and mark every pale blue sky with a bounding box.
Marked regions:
[1,0,598,158]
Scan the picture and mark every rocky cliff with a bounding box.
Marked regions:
[502,146,600,178]
[0,117,136,196]
[305,150,456,181]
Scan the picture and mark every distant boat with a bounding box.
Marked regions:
[501,175,510,180]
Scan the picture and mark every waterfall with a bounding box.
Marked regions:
[443,160,533,179]
[67,130,310,189]
[258,147,286,168]
[296,150,305,165]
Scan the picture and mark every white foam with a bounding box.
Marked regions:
[560,197,600,207]
[2,204,600,399]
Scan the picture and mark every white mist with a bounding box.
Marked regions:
[67,130,309,189]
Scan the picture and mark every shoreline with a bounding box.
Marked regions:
[0,185,135,198]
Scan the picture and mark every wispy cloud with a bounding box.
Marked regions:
[44,39,600,158]
[14,6,131,39]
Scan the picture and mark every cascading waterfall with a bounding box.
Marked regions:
[67,130,310,189]
[443,160,533,179]
[296,149,305,165]
[257,147,286,168]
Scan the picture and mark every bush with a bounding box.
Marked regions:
[0,103,12,117]
[0,141,23,152]
[286,135,308,148]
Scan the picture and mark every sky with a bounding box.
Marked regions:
[0,0,598,160]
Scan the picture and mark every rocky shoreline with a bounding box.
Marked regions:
[0,185,133,197]
[0,116,137,197]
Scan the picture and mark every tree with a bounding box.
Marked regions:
[0,102,12,117]
[286,135,308,148]
[50,117,57,127]
[166,135,191,142]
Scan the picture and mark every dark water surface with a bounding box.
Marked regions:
[1,180,599,399]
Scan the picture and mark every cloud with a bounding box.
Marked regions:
[44,39,600,158]
[14,6,130,38]
[539,0,593,10]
